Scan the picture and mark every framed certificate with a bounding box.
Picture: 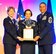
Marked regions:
[23,28,33,40]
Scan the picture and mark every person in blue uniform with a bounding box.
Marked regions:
[3,7,20,54]
[37,2,55,54]
[17,9,39,54]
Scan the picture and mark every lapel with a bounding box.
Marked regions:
[40,12,47,21]
[7,16,15,26]
[22,19,26,25]
[7,16,12,23]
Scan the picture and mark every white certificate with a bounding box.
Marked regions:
[23,28,33,40]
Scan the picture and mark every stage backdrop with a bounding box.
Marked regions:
[0,0,56,54]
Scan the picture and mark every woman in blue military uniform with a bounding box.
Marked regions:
[17,9,39,54]
[3,7,20,54]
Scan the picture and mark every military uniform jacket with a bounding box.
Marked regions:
[37,12,55,45]
[3,16,19,45]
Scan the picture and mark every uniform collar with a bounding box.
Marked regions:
[8,16,14,21]
[25,19,31,21]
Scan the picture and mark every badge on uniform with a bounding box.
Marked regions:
[48,17,52,23]
[9,21,12,24]
[42,16,47,20]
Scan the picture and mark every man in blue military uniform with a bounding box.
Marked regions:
[37,2,55,54]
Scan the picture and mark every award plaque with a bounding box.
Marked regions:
[23,28,33,40]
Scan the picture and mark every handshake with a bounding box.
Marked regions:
[17,36,40,41]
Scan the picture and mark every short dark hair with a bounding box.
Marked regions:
[39,2,46,6]
[24,9,32,16]
[7,7,15,12]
